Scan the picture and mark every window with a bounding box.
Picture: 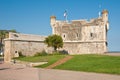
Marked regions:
[62,33,66,40]
[15,51,18,53]
[90,33,93,37]
[63,34,65,38]
[77,33,79,37]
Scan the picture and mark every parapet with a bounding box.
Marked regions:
[102,9,108,14]
[50,16,56,19]
[6,32,46,41]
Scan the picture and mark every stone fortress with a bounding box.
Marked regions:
[4,9,109,62]
[50,9,109,54]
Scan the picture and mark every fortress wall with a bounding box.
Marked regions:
[4,33,53,62]
[9,32,46,41]
[10,40,46,56]
[63,42,106,54]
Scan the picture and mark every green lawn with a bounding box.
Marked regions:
[16,55,66,68]
[54,54,120,75]
[16,54,120,75]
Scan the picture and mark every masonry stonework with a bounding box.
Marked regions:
[4,9,109,62]
[4,32,53,62]
[50,9,109,54]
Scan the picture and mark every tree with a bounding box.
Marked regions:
[44,34,63,52]
[9,29,17,33]
[0,29,17,51]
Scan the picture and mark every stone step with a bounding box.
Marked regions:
[11,59,48,67]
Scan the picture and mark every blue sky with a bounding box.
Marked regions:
[0,0,120,51]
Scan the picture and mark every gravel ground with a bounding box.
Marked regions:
[0,63,120,80]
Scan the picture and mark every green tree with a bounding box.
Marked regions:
[9,29,17,33]
[0,30,6,43]
[0,29,17,51]
[44,34,63,52]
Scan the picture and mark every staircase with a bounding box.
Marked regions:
[45,56,73,69]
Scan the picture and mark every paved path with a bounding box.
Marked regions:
[104,53,120,56]
[45,56,73,69]
[0,63,39,80]
[0,63,120,80]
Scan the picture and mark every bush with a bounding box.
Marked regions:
[59,50,68,55]
[52,51,68,55]
[34,50,68,57]
[34,50,48,56]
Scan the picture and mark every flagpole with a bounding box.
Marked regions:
[98,4,101,17]
[66,14,67,22]
[64,10,68,22]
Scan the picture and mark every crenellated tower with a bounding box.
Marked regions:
[102,9,108,23]
[50,9,109,54]
[50,16,56,34]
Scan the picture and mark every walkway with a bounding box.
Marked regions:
[45,55,73,69]
[0,63,120,80]
[104,53,120,56]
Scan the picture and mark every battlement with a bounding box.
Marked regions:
[6,32,46,41]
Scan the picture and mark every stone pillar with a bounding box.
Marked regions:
[4,39,12,63]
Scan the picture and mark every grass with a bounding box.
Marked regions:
[16,55,66,68]
[54,54,120,75]
[16,54,120,75]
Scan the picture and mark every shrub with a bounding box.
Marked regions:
[59,50,68,55]
[52,51,68,55]
[34,50,48,56]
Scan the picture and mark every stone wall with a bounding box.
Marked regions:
[4,40,11,63]
[4,33,53,62]
[63,42,107,55]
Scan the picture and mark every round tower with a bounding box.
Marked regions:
[102,9,108,23]
[50,16,56,26]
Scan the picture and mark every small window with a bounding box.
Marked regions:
[77,33,79,37]
[90,33,93,37]
[63,35,65,38]
[15,51,18,53]
[62,33,66,40]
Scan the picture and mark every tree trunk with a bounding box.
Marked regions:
[54,46,57,52]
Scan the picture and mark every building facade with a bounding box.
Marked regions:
[50,10,109,54]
